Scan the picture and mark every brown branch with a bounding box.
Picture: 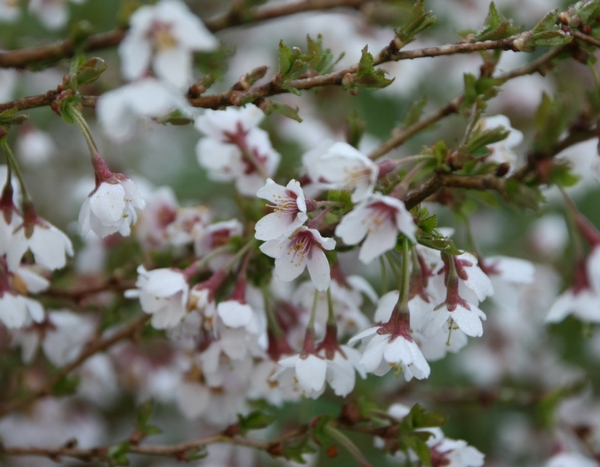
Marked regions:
[367,46,567,162]
[0,420,310,462]
[41,278,135,300]
[569,29,600,48]
[368,97,463,161]
[0,314,149,418]
[0,0,371,69]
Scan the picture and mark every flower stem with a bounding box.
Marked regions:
[560,188,585,259]
[326,287,336,326]
[1,139,31,204]
[324,425,373,467]
[398,237,411,312]
[65,103,99,159]
[379,256,388,295]
[224,239,256,274]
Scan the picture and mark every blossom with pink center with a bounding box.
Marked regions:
[260,227,335,291]
[119,0,219,89]
[0,261,45,329]
[255,178,307,241]
[195,105,281,196]
[194,219,243,271]
[349,295,430,380]
[335,193,417,264]
[308,142,378,202]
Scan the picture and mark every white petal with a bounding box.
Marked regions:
[306,247,331,292]
[296,354,327,392]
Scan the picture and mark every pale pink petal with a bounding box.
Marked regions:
[306,247,331,291]
[296,354,327,392]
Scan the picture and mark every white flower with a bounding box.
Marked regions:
[317,345,366,397]
[194,219,243,271]
[8,218,73,271]
[309,142,378,202]
[260,226,335,291]
[97,78,187,142]
[335,193,417,264]
[0,210,22,257]
[255,179,307,241]
[135,185,179,250]
[79,176,146,238]
[42,310,96,367]
[350,325,430,380]
[429,436,485,467]
[476,114,523,171]
[16,127,56,165]
[125,265,189,329]
[28,0,84,30]
[0,69,17,103]
[544,452,598,467]
[546,252,600,323]
[119,0,219,89]
[0,292,44,329]
[166,206,211,246]
[0,0,20,22]
[275,353,328,397]
[195,105,281,196]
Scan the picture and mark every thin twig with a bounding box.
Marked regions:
[0,314,149,418]
[569,29,600,48]
[0,0,371,69]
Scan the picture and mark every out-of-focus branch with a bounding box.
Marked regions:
[0,0,372,69]
[41,278,135,300]
[368,46,567,162]
[0,314,149,418]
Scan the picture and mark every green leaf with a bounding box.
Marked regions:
[345,112,365,148]
[505,179,544,210]
[547,162,580,187]
[353,46,394,90]
[311,415,334,445]
[237,411,276,432]
[534,93,570,153]
[403,96,428,127]
[51,375,80,396]
[400,404,447,431]
[279,437,317,463]
[476,2,520,41]
[419,215,438,233]
[532,9,559,34]
[136,399,162,437]
[0,107,28,127]
[261,99,302,122]
[76,57,107,85]
[466,127,510,156]
[417,236,462,255]
[186,446,208,461]
[402,436,432,467]
[108,442,130,466]
[394,0,437,48]
[306,34,337,75]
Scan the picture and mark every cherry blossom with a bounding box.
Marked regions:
[7,212,73,272]
[0,0,20,22]
[309,142,378,202]
[255,178,308,241]
[28,0,85,30]
[79,158,146,238]
[165,206,211,246]
[125,265,190,329]
[97,78,186,141]
[16,126,56,165]
[119,0,219,89]
[544,452,598,467]
[194,219,243,271]
[195,105,281,196]
[42,310,97,367]
[135,185,179,250]
[260,226,335,291]
[335,193,417,264]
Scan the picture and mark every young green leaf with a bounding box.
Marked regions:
[476,2,520,41]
